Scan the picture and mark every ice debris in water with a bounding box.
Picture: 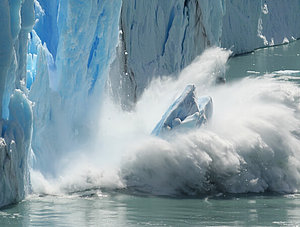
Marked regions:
[152,85,212,136]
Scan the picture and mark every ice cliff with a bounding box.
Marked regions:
[29,0,122,175]
[1,0,300,207]
[111,0,300,106]
[0,0,34,207]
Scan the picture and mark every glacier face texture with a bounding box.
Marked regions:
[28,0,122,175]
[109,0,224,107]
[110,0,300,106]
[0,0,34,208]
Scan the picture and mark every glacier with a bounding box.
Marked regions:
[1,0,300,207]
[29,0,122,175]
[0,0,34,207]
[111,0,300,106]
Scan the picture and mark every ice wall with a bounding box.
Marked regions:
[221,0,300,53]
[109,0,224,107]
[0,0,34,208]
[29,0,122,175]
[111,0,300,107]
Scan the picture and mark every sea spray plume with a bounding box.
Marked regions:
[30,47,300,196]
[121,75,300,195]
[134,47,231,133]
[29,47,231,195]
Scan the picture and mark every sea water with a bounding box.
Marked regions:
[1,41,300,226]
[1,193,300,226]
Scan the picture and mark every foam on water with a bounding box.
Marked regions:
[31,47,300,196]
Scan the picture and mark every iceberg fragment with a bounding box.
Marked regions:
[152,85,212,136]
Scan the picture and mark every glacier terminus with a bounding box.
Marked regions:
[1,0,300,212]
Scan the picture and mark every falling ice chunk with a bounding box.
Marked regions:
[262,3,268,14]
[151,85,213,136]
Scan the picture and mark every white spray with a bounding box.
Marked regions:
[31,47,300,196]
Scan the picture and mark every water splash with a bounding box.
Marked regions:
[122,75,300,195]
[31,47,300,196]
